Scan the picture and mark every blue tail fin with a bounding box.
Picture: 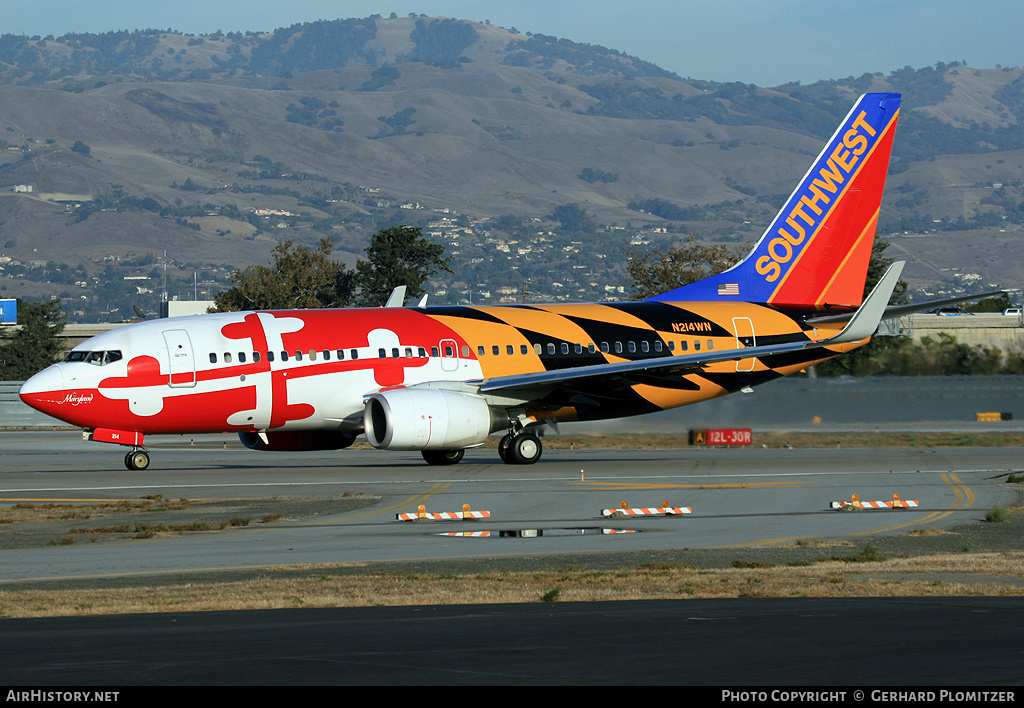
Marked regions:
[649,93,901,310]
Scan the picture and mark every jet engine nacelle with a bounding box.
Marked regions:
[364,388,504,450]
[239,430,356,452]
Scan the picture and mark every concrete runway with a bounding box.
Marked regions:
[1,430,1020,584]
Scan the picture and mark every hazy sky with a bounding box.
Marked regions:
[3,0,1021,86]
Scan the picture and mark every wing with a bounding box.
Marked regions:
[475,262,904,400]
[807,288,1019,325]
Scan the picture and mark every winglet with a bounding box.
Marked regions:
[384,285,407,307]
[823,261,905,344]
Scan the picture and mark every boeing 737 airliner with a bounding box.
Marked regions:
[23,93,917,470]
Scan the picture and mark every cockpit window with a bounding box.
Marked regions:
[63,350,123,366]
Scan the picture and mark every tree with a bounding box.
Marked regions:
[549,203,596,233]
[626,236,741,300]
[212,237,355,311]
[863,239,909,304]
[354,225,451,307]
[0,299,67,379]
[967,293,1013,313]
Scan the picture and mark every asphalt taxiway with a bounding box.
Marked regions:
[1,430,1020,584]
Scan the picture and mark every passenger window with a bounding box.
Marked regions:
[322,350,330,361]
[534,343,542,355]
[391,348,399,358]
[707,340,715,351]
[667,341,675,352]
[351,350,359,360]
[601,342,610,353]
[253,351,261,363]
[209,353,218,364]
[444,345,453,357]
[295,351,303,361]
[461,345,470,357]
[405,347,413,358]
[238,352,246,363]
[493,345,500,356]
[588,343,596,354]
[478,345,486,356]
[507,345,514,356]
[308,350,317,361]
[431,346,440,357]
[560,343,569,355]
[680,341,688,352]
[654,341,663,353]
[574,343,583,354]
[337,350,345,360]
[379,348,386,358]
[694,341,701,351]
[627,342,636,354]
[640,341,649,353]
[418,347,426,357]
[547,343,556,355]
[267,351,275,362]
[281,351,289,361]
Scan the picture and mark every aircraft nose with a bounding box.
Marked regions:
[19,365,65,419]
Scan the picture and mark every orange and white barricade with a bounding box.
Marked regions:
[830,493,919,510]
[397,503,491,521]
[602,501,692,517]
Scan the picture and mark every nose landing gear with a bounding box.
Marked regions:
[85,428,151,471]
[124,448,151,471]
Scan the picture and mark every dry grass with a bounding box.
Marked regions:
[0,497,185,525]
[1,551,1022,619]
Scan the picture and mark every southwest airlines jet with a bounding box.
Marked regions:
[23,93,910,471]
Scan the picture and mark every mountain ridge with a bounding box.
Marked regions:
[0,17,1022,320]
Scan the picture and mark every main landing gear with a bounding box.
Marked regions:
[417,429,544,466]
[420,449,465,466]
[124,448,151,471]
[498,429,542,465]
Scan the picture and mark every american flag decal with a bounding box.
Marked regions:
[717,283,739,296]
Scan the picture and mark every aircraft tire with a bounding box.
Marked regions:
[498,434,513,463]
[509,433,542,465]
[421,449,465,466]
[125,450,150,471]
